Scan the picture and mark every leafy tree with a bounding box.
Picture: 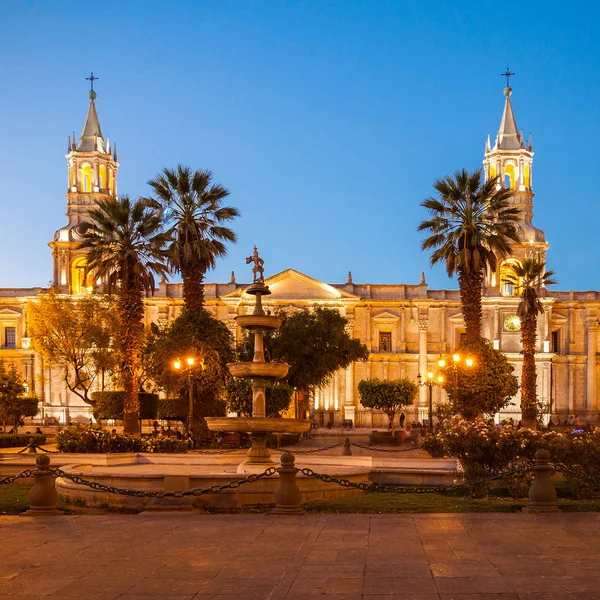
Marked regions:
[358,378,417,431]
[80,196,170,434]
[146,165,240,311]
[226,379,293,417]
[509,258,557,429]
[90,391,159,421]
[239,307,368,392]
[448,337,519,419]
[418,169,520,339]
[0,361,37,432]
[27,292,120,405]
[145,309,234,437]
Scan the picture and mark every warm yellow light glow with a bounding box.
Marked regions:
[438,358,446,368]
[427,371,434,380]
[465,358,474,367]
[437,375,444,383]
[453,353,460,363]
[186,357,195,367]
[173,359,182,370]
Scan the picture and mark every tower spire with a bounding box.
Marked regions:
[77,72,106,152]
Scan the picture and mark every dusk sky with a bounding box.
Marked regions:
[1,1,599,291]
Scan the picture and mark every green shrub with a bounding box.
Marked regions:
[91,392,159,420]
[0,433,46,448]
[370,432,400,446]
[56,423,187,453]
[157,398,187,422]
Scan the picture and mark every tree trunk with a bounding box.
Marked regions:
[118,286,144,436]
[521,312,538,430]
[458,268,483,340]
[180,259,206,312]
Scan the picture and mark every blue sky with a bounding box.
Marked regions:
[1,1,599,291]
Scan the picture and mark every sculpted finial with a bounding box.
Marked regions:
[246,246,265,283]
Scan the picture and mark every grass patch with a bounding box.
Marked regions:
[0,484,33,514]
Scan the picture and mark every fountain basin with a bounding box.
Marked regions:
[235,315,283,330]
[227,362,290,379]
[205,416,311,434]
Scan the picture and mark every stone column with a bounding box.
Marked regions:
[586,319,598,413]
[344,363,355,423]
[418,319,429,407]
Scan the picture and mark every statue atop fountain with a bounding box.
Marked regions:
[206,248,311,473]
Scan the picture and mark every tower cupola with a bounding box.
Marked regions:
[49,73,119,294]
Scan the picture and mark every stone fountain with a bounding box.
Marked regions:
[205,247,311,473]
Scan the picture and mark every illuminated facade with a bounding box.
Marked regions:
[0,85,598,426]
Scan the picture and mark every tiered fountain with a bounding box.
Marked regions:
[205,248,311,473]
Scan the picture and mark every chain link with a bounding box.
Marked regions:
[298,464,531,494]
[0,469,35,485]
[189,444,251,455]
[349,442,419,453]
[50,466,277,498]
[553,463,600,489]
[271,442,345,454]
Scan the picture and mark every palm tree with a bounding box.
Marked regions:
[80,196,170,434]
[418,169,521,339]
[510,257,557,429]
[147,165,239,311]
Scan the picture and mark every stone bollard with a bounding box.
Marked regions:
[22,455,61,516]
[342,437,352,456]
[523,449,560,514]
[25,438,38,454]
[271,452,303,515]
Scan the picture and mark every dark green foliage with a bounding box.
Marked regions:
[157,398,188,422]
[450,337,519,418]
[0,433,46,448]
[358,378,418,430]
[145,308,233,435]
[370,431,400,446]
[56,423,188,453]
[238,307,368,392]
[226,379,293,417]
[91,392,159,420]
[0,361,37,432]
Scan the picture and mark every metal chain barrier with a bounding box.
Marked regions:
[272,442,345,454]
[349,442,419,453]
[0,469,34,485]
[553,463,600,490]
[188,444,251,455]
[298,463,532,494]
[18,442,59,454]
[50,466,277,498]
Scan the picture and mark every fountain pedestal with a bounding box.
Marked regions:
[206,251,310,473]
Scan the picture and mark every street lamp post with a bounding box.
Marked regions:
[173,356,201,434]
[437,353,474,411]
[417,371,444,430]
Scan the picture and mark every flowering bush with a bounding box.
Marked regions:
[422,416,600,498]
[56,424,188,453]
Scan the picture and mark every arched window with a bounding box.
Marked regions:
[499,259,522,296]
[80,163,92,193]
[524,163,530,188]
[71,257,93,295]
[99,164,107,190]
[504,163,515,189]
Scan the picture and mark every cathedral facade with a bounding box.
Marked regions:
[1,85,598,427]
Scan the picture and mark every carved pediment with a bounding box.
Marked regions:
[0,306,22,316]
[551,312,568,329]
[372,311,400,324]
[448,311,465,326]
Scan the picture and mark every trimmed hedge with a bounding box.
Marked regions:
[157,398,187,422]
[370,431,400,446]
[90,392,159,420]
[56,424,188,453]
[0,434,46,448]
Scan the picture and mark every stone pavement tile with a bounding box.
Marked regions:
[194,577,280,596]
[363,576,438,595]
[325,577,363,594]
[366,564,432,578]
[439,595,519,600]
[430,563,500,578]
[0,576,76,596]
[362,593,440,599]
[434,577,477,594]
[218,563,291,578]
[298,565,364,579]
[125,577,212,595]
[115,595,195,600]
[469,576,514,593]
[286,577,330,595]
[53,573,143,596]
[46,593,120,600]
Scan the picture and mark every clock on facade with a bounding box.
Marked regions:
[504,314,521,331]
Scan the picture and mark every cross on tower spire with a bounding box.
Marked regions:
[501,68,515,87]
[86,71,99,92]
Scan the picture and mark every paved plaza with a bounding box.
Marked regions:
[0,513,600,599]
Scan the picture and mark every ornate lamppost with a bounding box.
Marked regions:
[173,356,204,433]
[417,371,445,430]
[437,353,474,411]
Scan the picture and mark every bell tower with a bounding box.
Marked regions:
[49,73,119,294]
[483,73,549,295]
